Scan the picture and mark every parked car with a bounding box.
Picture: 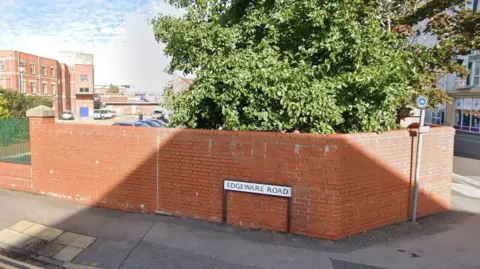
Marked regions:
[112,122,151,127]
[93,109,113,120]
[139,120,162,127]
[149,119,166,127]
[134,120,160,128]
[60,110,74,120]
[151,109,163,117]
[112,122,133,126]
[155,116,169,124]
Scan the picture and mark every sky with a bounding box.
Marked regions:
[0,0,181,92]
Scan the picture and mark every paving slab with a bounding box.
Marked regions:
[23,237,46,252]
[23,224,49,238]
[36,227,64,242]
[9,220,35,233]
[54,232,80,246]
[53,246,84,262]
[3,232,33,248]
[69,235,96,249]
[0,229,19,243]
[37,242,64,257]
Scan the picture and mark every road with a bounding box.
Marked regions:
[452,131,480,216]
[453,132,480,183]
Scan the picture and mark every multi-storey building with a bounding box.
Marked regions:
[422,1,480,134]
[0,50,94,118]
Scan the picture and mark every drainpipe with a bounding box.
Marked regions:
[17,51,21,91]
[38,55,41,94]
[9,54,12,88]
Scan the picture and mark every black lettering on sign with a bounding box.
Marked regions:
[245,184,254,191]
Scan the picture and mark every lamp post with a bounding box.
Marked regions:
[18,62,25,94]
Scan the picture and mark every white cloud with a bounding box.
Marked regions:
[0,0,181,92]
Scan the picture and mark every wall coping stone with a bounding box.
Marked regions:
[26,106,56,118]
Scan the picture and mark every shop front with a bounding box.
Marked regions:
[446,88,480,134]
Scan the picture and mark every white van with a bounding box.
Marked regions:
[93,109,113,120]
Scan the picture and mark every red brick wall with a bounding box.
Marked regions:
[0,162,32,191]
[0,118,454,240]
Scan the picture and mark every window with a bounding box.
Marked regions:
[51,84,56,95]
[454,98,480,133]
[467,61,473,86]
[51,68,56,77]
[80,75,89,82]
[428,105,445,126]
[80,87,89,93]
[21,81,26,94]
[474,61,480,86]
[42,66,47,76]
[30,64,35,74]
[42,83,48,95]
[0,60,4,71]
[30,82,36,93]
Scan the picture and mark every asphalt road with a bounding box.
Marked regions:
[454,132,480,180]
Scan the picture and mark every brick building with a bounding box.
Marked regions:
[0,50,94,118]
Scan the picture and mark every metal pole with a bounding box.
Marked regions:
[412,108,425,222]
[20,71,23,93]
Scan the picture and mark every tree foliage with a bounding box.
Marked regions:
[152,0,480,133]
[371,0,480,107]
[0,96,9,119]
[107,84,120,94]
[161,86,176,111]
[0,88,53,119]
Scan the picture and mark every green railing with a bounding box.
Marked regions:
[0,119,31,164]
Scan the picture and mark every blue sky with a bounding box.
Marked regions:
[0,0,180,91]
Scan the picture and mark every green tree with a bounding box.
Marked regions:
[0,96,9,119]
[161,86,176,111]
[370,0,480,107]
[152,0,479,133]
[0,88,52,119]
[107,84,120,94]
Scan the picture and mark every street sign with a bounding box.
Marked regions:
[224,180,292,197]
[412,95,429,223]
[223,179,293,232]
[416,96,428,108]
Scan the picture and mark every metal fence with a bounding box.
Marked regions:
[0,119,31,164]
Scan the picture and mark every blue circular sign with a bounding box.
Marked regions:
[416,96,428,108]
